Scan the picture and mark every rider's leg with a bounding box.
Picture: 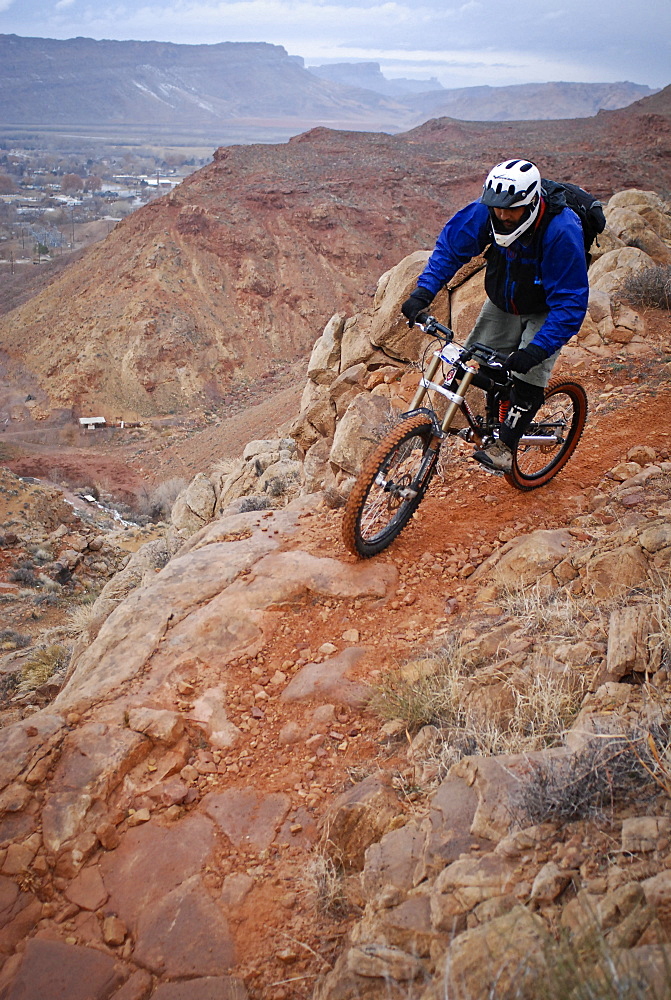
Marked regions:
[470,306,560,472]
[499,378,546,449]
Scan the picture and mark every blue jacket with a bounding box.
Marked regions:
[416,200,589,357]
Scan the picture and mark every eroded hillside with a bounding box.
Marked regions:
[0,88,669,418]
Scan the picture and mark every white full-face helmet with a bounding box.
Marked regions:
[480,159,542,246]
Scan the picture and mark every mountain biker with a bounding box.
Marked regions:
[401,158,589,473]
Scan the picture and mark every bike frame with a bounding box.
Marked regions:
[403,317,566,449]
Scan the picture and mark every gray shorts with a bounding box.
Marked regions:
[463,299,560,388]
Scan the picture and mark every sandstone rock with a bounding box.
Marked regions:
[471,528,576,590]
[302,436,334,493]
[583,544,649,599]
[133,874,235,977]
[361,820,427,899]
[64,864,108,911]
[368,251,446,361]
[307,313,346,385]
[299,380,337,439]
[329,392,396,476]
[604,207,671,266]
[127,706,184,744]
[99,812,215,932]
[587,288,612,324]
[322,774,401,871]
[339,315,380,371]
[450,267,486,340]
[622,817,671,853]
[530,861,574,903]
[171,473,217,538]
[610,461,642,481]
[221,872,254,907]
[431,853,520,928]
[347,942,425,981]
[588,246,656,296]
[442,905,547,999]
[0,712,64,792]
[603,604,658,682]
[42,723,150,854]
[102,914,127,946]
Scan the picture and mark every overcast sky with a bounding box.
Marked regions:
[1,0,669,90]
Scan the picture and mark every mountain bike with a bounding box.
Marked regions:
[342,315,588,558]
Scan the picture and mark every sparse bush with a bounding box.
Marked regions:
[9,565,40,588]
[0,673,19,703]
[512,727,668,825]
[0,629,31,650]
[620,265,671,310]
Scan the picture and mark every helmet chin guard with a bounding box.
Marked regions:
[481,159,542,246]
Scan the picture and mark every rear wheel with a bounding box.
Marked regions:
[342,415,440,558]
[506,379,587,491]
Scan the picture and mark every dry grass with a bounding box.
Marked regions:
[300,853,347,916]
[497,582,605,640]
[19,644,69,693]
[63,602,98,637]
[649,575,671,673]
[371,636,585,786]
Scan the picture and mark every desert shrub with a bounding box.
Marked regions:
[512,727,668,825]
[0,629,31,650]
[9,565,39,587]
[620,265,671,310]
[0,673,19,703]
[134,477,187,521]
[147,477,188,519]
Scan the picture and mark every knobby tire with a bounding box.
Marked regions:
[505,378,588,491]
[342,414,439,558]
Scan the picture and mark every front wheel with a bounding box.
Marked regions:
[506,378,588,491]
[342,415,440,558]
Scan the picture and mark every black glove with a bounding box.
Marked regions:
[401,287,434,327]
[507,343,548,374]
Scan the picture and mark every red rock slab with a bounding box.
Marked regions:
[0,712,64,791]
[133,875,235,977]
[65,863,109,911]
[150,977,248,1000]
[99,812,215,930]
[280,646,371,707]
[201,787,291,851]
[1,938,127,1000]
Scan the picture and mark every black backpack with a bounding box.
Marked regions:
[542,179,607,260]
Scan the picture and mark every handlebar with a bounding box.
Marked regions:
[415,314,510,374]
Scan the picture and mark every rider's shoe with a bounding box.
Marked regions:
[473,440,513,473]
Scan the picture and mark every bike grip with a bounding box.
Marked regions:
[416,310,430,325]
